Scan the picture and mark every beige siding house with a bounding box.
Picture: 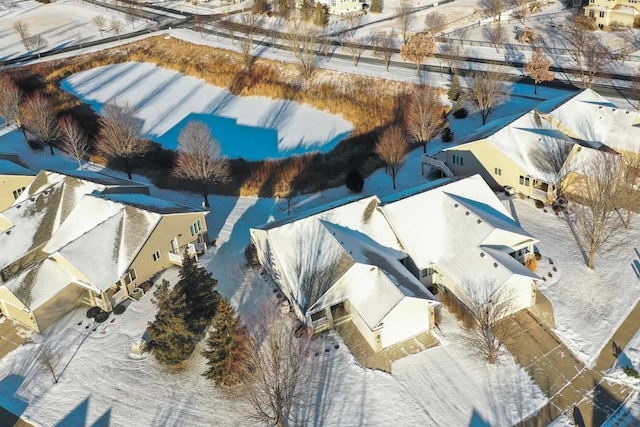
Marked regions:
[0,157,36,212]
[430,90,640,204]
[0,170,208,333]
[584,0,640,28]
[251,175,539,354]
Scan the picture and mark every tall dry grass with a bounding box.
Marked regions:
[5,36,412,196]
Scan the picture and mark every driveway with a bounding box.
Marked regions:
[0,318,33,427]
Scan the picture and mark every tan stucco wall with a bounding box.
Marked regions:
[0,175,35,212]
[446,141,536,197]
[33,284,85,333]
[345,299,381,351]
[0,287,37,330]
[127,212,208,292]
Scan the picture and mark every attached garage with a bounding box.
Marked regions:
[33,284,85,333]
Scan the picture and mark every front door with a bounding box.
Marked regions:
[171,237,179,254]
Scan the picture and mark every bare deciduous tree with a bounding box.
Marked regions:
[24,34,48,59]
[371,30,397,71]
[515,0,530,23]
[173,121,231,208]
[242,311,316,427]
[344,35,367,67]
[394,0,414,43]
[567,151,627,268]
[39,343,62,383]
[375,126,407,189]
[59,115,89,169]
[406,85,446,153]
[0,75,23,131]
[13,20,30,45]
[467,72,508,125]
[284,22,322,79]
[399,33,435,75]
[455,26,469,47]
[92,15,108,37]
[424,11,447,37]
[266,17,284,52]
[439,40,463,73]
[110,17,124,40]
[457,278,520,364]
[566,19,611,88]
[528,135,574,201]
[483,23,507,53]
[613,29,640,66]
[618,149,640,229]
[22,92,59,155]
[238,12,264,69]
[126,3,138,29]
[96,100,148,179]
[524,48,554,94]
[630,72,640,109]
[479,0,509,19]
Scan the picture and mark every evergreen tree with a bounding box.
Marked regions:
[345,167,364,192]
[178,253,220,334]
[203,299,251,386]
[314,3,329,27]
[370,0,383,13]
[146,280,196,365]
[448,75,461,103]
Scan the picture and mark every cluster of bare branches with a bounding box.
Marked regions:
[39,342,62,384]
[284,22,322,79]
[242,310,316,427]
[424,11,447,37]
[59,115,90,168]
[439,40,463,74]
[22,92,60,155]
[0,75,23,131]
[375,126,407,189]
[458,278,520,364]
[566,18,611,88]
[394,0,414,43]
[14,20,49,58]
[405,85,446,153]
[238,12,265,69]
[173,121,231,208]
[483,23,507,53]
[92,15,108,37]
[466,72,508,125]
[370,30,398,71]
[528,132,574,200]
[479,0,511,19]
[95,100,148,179]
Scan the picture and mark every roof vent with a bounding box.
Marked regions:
[465,211,470,216]
[454,203,459,208]
[493,262,499,268]
[612,108,616,112]
[477,219,482,224]
[339,240,343,244]
[331,231,335,235]
[599,106,603,109]
[347,250,352,254]
[16,205,21,209]
[30,198,34,202]
[6,230,10,235]
[480,252,485,257]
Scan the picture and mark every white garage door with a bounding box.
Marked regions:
[381,310,429,348]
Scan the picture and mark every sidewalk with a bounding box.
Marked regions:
[512,301,640,426]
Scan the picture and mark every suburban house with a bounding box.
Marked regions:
[250,175,539,353]
[429,89,640,204]
[0,153,36,212]
[583,0,640,28]
[0,170,209,333]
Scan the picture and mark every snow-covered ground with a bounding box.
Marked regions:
[0,0,152,60]
[62,62,354,160]
[509,198,640,367]
[606,329,640,389]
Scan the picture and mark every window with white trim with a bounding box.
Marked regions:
[190,219,203,236]
[519,175,530,186]
[123,268,137,285]
[452,154,464,166]
[13,187,25,199]
[152,250,161,262]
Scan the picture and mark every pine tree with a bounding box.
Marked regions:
[146,280,196,365]
[448,75,461,102]
[345,167,364,192]
[203,299,251,386]
[177,253,220,334]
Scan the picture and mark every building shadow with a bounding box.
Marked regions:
[0,375,27,425]
[56,397,89,427]
[591,382,638,426]
[468,409,491,426]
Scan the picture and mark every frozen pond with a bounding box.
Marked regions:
[61,62,353,160]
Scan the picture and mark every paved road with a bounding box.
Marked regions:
[510,303,640,427]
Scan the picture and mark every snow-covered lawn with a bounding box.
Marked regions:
[0,0,151,60]
[606,329,640,389]
[61,62,354,160]
[510,198,640,366]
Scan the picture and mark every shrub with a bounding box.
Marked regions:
[441,127,454,142]
[535,200,545,209]
[623,366,640,378]
[345,167,364,192]
[452,108,468,119]
[552,205,562,213]
[448,75,461,102]
[370,0,383,13]
[525,257,538,272]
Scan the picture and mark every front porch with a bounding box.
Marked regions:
[168,235,208,266]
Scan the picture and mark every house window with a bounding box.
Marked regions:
[12,187,25,199]
[420,267,435,278]
[452,154,464,166]
[519,175,530,186]
[494,168,502,176]
[123,268,137,285]
[152,250,161,262]
[589,10,595,17]
[190,219,203,237]
[599,10,605,17]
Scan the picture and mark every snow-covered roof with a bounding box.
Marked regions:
[59,170,148,188]
[446,90,640,180]
[0,160,34,176]
[103,193,204,214]
[255,175,537,323]
[2,258,80,310]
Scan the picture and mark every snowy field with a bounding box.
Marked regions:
[61,62,354,160]
[0,0,151,60]
[510,198,640,366]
